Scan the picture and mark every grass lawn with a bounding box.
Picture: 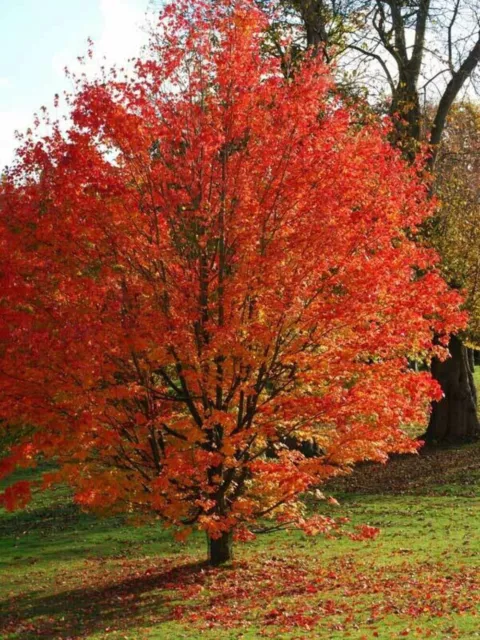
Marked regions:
[1,444,480,640]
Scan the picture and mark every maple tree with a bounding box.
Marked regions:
[0,0,465,565]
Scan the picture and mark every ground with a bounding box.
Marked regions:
[1,440,480,640]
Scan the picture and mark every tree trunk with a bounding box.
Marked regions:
[389,74,422,159]
[208,531,233,566]
[474,349,480,367]
[424,334,480,444]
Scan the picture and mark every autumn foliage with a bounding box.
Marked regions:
[0,0,464,563]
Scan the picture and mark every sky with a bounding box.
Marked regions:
[0,0,153,168]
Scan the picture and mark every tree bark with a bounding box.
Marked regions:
[474,349,480,367]
[208,531,233,566]
[389,73,422,154]
[424,335,480,444]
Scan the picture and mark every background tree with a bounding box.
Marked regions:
[424,102,480,441]
[264,0,480,442]
[0,0,463,565]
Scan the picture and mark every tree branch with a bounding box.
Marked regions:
[430,32,480,167]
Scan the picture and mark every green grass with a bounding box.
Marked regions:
[1,449,480,640]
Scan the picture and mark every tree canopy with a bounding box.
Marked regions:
[430,102,480,344]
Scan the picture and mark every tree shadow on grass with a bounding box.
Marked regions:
[0,500,179,571]
[0,559,210,639]
[0,500,119,537]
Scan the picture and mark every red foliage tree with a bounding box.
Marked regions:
[0,0,464,564]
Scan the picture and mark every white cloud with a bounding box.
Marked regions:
[0,77,11,90]
[98,0,148,61]
[52,0,149,80]
[0,110,30,169]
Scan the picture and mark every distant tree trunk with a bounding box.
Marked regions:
[293,0,331,60]
[208,531,233,566]
[389,73,422,155]
[424,335,480,444]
